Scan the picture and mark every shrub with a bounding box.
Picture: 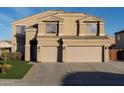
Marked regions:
[1,52,22,61]
[1,52,8,61]
[0,64,13,73]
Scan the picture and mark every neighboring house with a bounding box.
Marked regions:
[12,10,111,63]
[108,36,115,49]
[108,36,115,45]
[115,30,124,50]
[0,40,11,56]
[110,30,124,61]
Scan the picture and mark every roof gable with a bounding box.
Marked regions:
[38,15,64,22]
[0,41,11,48]
[79,16,103,22]
[12,10,64,24]
[115,30,124,34]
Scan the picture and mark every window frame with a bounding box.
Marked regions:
[117,34,120,41]
[45,21,58,35]
[16,25,25,35]
[85,22,98,36]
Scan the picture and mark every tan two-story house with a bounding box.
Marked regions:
[12,10,110,63]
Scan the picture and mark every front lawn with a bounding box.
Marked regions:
[0,60,33,79]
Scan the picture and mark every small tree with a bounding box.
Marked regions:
[1,48,8,73]
[4,52,7,65]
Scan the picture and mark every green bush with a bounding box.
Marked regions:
[0,64,13,73]
[1,52,22,61]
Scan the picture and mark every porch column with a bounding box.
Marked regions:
[12,25,17,52]
[99,22,105,36]
[58,22,64,36]
[79,22,86,36]
[104,45,110,62]
[25,45,30,61]
[25,27,35,62]
[62,45,67,63]
[38,21,46,36]
[37,44,41,62]
[12,43,17,52]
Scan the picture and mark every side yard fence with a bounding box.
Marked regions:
[109,49,124,61]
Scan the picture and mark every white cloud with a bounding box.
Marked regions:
[0,14,13,30]
[0,8,33,40]
[0,22,11,40]
[0,14,12,39]
[0,23,11,31]
[0,14,14,23]
[11,7,33,17]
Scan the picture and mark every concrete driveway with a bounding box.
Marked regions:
[1,61,124,85]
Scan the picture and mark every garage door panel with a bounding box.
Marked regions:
[66,47,102,62]
[41,47,57,62]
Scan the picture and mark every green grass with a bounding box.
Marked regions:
[0,60,33,79]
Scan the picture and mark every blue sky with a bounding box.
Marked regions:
[0,7,124,40]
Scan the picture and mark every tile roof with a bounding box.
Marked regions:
[115,30,124,34]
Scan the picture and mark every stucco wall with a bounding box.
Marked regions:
[11,10,110,62]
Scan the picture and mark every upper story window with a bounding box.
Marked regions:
[16,25,25,35]
[86,23,97,36]
[46,22,58,34]
[117,34,120,41]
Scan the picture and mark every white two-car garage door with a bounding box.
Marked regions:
[66,47,102,62]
